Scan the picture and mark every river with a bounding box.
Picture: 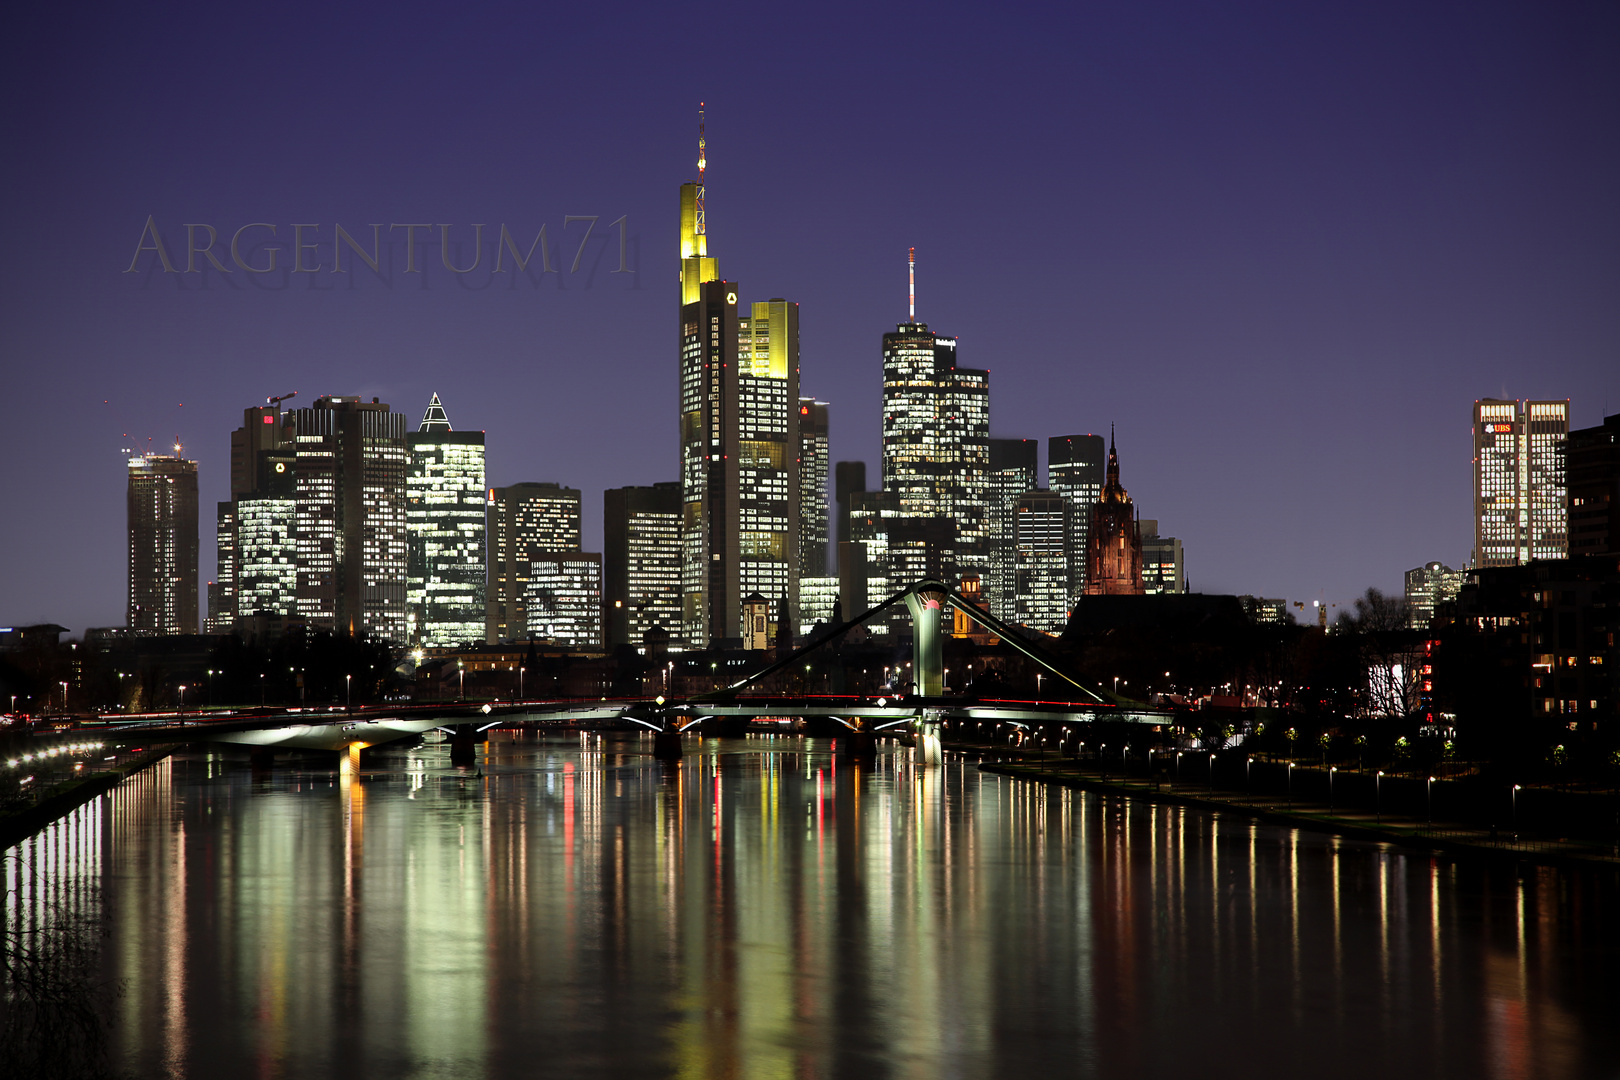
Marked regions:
[6,732,1617,1078]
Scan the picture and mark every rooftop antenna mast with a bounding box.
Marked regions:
[908,247,916,321]
[696,102,707,242]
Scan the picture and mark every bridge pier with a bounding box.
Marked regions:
[653,728,684,760]
[913,713,943,767]
[837,723,876,760]
[448,725,479,765]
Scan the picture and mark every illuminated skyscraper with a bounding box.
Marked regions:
[1013,489,1069,633]
[1049,434,1106,599]
[407,394,486,647]
[486,482,581,643]
[236,494,296,620]
[127,452,198,635]
[288,396,409,641]
[1140,520,1186,595]
[526,553,602,650]
[987,438,1038,621]
[604,483,683,650]
[880,295,989,580]
[1473,399,1569,567]
[213,401,291,633]
[799,398,829,576]
[677,110,799,645]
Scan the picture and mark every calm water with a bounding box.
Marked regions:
[7,733,1619,1078]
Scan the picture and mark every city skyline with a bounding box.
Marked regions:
[4,2,1618,634]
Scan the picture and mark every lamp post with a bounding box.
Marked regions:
[1512,784,1521,838]
[1287,761,1294,810]
[1036,673,1043,697]
[178,684,187,712]
[1175,751,1182,789]
[1148,748,1156,790]
[1427,775,1435,830]
[259,673,266,707]
[1329,766,1337,814]
[1376,770,1384,825]
[459,662,465,700]
[60,681,69,714]
[520,666,526,702]
[1246,755,1254,803]
[346,674,352,711]
[1208,752,1216,792]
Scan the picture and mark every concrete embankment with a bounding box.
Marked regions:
[0,745,177,849]
[968,752,1620,874]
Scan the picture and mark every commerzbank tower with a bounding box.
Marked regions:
[676,105,801,648]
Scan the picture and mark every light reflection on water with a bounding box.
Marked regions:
[6,733,1616,1078]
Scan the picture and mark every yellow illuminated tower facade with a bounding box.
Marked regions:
[678,109,799,647]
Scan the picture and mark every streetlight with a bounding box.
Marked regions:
[60,681,69,713]
[1246,755,1253,802]
[520,666,526,702]
[1175,750,1182,789]
[259,673,266,707]
[1376,770,1384,825]
[1287,761,1294,810]
[459,662,465,700]
[178,684,188,712]
[1208,752,1216,792]
[1329,766,1337,814]
[346,674,353,711]
[1512,783,1522,837]
[1427,775,1435,830]
[1148,747,1156,790]
[1036,672,1044,696]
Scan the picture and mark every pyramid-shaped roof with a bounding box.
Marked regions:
[419,393,452,432]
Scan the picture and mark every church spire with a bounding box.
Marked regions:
[419,393,451,432]
[1106,424,1120,489]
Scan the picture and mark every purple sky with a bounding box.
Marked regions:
[3,1,1617,635]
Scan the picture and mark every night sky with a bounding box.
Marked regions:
[3,1,1617,634]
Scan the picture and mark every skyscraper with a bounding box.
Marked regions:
[798,398,829,576]
[604,482,683,650]
[834,461,866,552]
[1404,561,1464,630]
[1085,431,1143,596]
[987,438,1038,621]
[677,110,799,646]
[1013,489,1070,633]
[288,396,409,640]
[526,553,602,650]
[1473,399,1569,567]
[214,399,292,633]
[1567,412,1618,558]
[486,482,581,643]
[880,259,989,581]
[1049,434,1106,600]
[407,394,486,648]
[127,452,198,635]
[1140,520,1186,595]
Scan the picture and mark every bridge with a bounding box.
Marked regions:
[68,581,1175,765]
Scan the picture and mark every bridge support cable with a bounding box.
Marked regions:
[690,582,925,703]
[930,583,1113,705]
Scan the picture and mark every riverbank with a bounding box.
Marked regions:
[956,743,1620,873]
[0,745,177,849]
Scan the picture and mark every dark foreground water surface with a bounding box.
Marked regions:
[7,733,1619,1078]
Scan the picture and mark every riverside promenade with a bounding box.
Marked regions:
[947,738,1620,872]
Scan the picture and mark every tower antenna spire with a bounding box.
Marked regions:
[696,102,706,240]
[908,247,915,321]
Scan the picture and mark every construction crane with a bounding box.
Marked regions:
[266,391,298,407]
